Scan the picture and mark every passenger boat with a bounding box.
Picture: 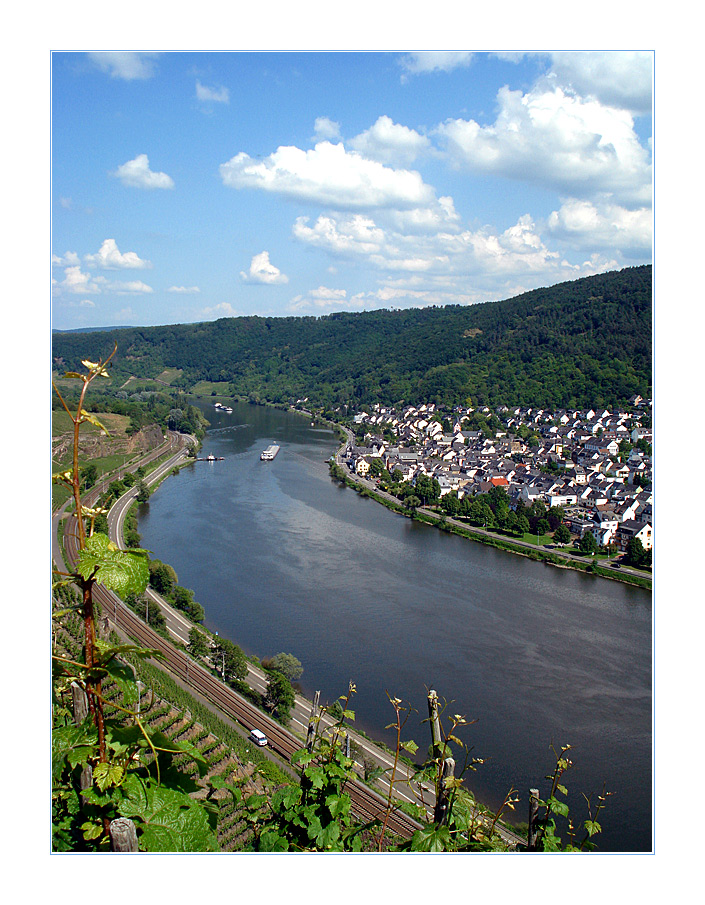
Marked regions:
[260,444,280,461]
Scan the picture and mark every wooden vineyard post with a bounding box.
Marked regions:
[527,788,540,851]
[427,689,455,825]
[71,681,88,724]
[306,690,321,751]
[70,682,93,792]
[109,817,138,852]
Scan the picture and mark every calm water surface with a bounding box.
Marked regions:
[138,401,652,852]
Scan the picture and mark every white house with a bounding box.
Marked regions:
[616,520,653,551]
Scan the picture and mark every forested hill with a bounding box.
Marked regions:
[52,265,651,411]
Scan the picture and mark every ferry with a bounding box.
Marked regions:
[260,444,280,461]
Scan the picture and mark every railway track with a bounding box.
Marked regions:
[59,479,423,842]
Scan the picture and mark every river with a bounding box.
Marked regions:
[137,400,652,852]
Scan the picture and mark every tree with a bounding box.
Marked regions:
[136,480,150,503]
[188,627,210,660]
[547,505,565,530]
[625,536,649,568]
[536,518,551,537]
[172,585,205,623]
[415,474,440,506]
[579,532,599,555]
[265,671,296,724]
[80,462,98,489]
[368,457,385,478]
[404,494,422,514]
[266,652,303,683]
[167,408,184,429]
[467,496,494,528]
[148,560,177,595]
[635,438,652,456]
[553,524,571,545]
[618,439,632,460]
[517,514,531,536]
[441,491,462,517]
[213,637,248,684]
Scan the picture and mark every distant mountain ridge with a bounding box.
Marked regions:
[52,325,147,334]
[52,265,652,411]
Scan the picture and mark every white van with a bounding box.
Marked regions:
[248,729,268,747]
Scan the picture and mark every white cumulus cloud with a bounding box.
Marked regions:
[57,265,105,295]
[104,279,153,294]
[399,51,474,75]
[314,117,341,140]
[240,251,289,284]
[196,80,230,104]
[201,302,240,318]
[547,198,652,256]
[548,51,652,115]
[52,251,81,267]
[436,84,651,206]
[349,115,431,166]
[87,52,160,81]
[112,154,174,190]
[220,141,435,211]
[84,239,151,270]
[289,285,348,311]
[293,214,386,256]
[168,285,201,294]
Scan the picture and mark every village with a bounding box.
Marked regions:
[340,395,653,562]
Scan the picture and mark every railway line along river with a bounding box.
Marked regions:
[136,400,652,852]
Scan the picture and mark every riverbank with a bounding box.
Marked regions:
[191,393,651,590]
[327,428,651,591]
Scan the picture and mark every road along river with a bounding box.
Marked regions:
[136,401,652,852]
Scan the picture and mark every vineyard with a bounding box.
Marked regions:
[52,589,287,851]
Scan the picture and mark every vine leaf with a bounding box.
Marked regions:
[75,532,149,596]
[93,761,124,792]
[118,774,219,852]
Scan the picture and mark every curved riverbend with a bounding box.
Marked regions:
[137,401,652,852]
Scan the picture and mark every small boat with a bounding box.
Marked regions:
[260,444,280,461]
[206,454,216,461]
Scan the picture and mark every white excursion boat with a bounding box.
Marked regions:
[260,444,280,461]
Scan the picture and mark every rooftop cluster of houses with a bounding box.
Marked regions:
[343,396,653,553]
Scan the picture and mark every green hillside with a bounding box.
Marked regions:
[52,265,651,411]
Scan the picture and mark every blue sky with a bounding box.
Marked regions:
[51,50,652,330]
